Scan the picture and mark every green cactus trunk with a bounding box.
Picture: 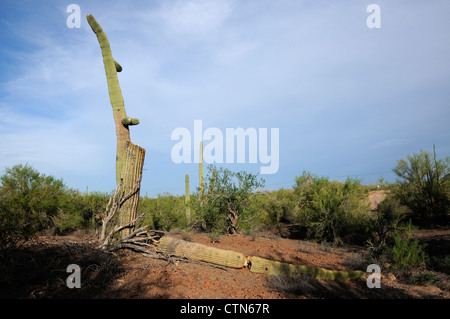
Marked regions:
[185,174,191,224]
[157,236,247,269]
[199,141,204,194]
[248,256,365,280]
[87,14,145,235]
[208,167,216,193]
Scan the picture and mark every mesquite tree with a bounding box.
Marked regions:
[87,14,145,235]
[194,166,265,234]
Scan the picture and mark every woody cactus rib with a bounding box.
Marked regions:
[87,14,145,235]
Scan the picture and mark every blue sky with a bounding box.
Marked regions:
[0,0,449,196]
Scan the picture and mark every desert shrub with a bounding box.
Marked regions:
[0,164,110,238]
[0,164,66,248]
[249,188,298,226]
[385,221,428,272]
[192,165,265,234]
[392,149,449,224]
[54,190,109,234]
[293,172,372,245]
[367,197,429,272]
[138,193,186,231]
[370,195,408,254]
[0,198,28,253]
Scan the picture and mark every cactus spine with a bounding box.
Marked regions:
[87,14,145,235]
[185,174,191,224]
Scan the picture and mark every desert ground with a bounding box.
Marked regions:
[1,226,448,300]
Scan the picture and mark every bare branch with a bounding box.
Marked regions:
[119,179,141,207]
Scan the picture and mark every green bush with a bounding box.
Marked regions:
[0,164,66,250]
[293,172,372,245]
[55,190,109,234]
[0,163,112,240]
[192,165,265,234]
[249,188,298,226]
[371,195,408,250]
[392,149,449,224]
[386,221,427,272]
[138,193,186,231]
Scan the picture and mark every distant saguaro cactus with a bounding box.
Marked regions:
[87,14,145,235]
[199,141,204,194]
[185,174,191,224]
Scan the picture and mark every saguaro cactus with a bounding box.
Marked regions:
[157,236,246,269]
[185,174,191,224]
[87,14,145,234]
[248,256,365,280]
[199,141,204,194]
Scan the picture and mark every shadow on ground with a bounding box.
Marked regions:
[266,275,417,299]
[0,240,144,299]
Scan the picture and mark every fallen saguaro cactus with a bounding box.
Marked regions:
[248,256,365,280]
[154,236,364,281]
[156,236,247,269]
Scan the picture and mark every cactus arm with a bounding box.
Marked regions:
[121,117,140,126]
[87,14,130,184]
[114,60,122,72]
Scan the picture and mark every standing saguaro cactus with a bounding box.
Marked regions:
[87,14,145,235]
[199,141,204,194]
[185,174,191,224]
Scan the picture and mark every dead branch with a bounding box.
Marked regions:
[119,178,141,206]
[117,243,164,259]
[99,178,150,250]
[98,183,230,273]
[100,181,123,242]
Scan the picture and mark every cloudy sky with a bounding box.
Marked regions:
[1,0,449,196]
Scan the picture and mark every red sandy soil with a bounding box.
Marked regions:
[2,228,448,299]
